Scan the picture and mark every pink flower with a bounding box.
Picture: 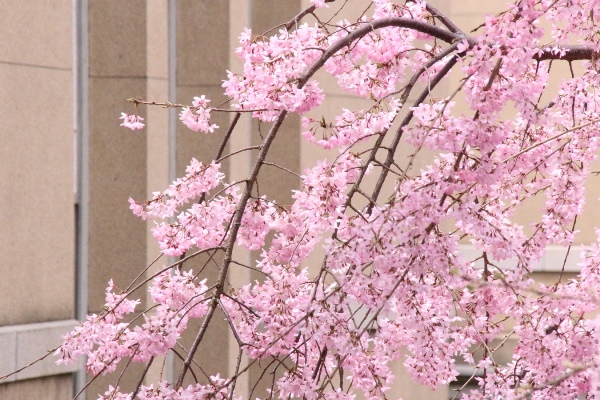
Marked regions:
[311,0,329,8]
[56,2,600,399]
[179,96,219,133]
[119,113,145,130]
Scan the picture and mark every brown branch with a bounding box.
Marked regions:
[0,349,57,381]
[261,161,302,178]
[425,3,462,34]
[298,17,466,88]
[502,117,600,163]
[175,110,289,387]
[216,112,241,160]
[534,45,598,61]
[369,53,460,210]
[513,364,588,400]
[175,295,219,387]
[343,41,461,217]
[131,356,154,399]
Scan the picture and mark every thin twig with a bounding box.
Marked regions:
[503,117,600,163]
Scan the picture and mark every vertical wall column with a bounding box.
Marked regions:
[86,1,149,396]
[227,2,253,396]
[74,0,89,397]
[230,2,303,397]
[168,0,233,388]
[144,0,174,385]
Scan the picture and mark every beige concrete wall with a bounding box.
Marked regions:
[87,0,148,314]
[85,1,149,396]
[145,0,170,268]
[0,0,75,397]
[176,0,231,175]
[171,0,233,387]
[0,0,74,326]
[0,375,72,400]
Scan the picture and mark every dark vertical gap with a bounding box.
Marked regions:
[73,0,89,397]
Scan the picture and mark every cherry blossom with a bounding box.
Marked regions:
[119,113,145,130]
[54,1,600,399]
[179,96,219,133]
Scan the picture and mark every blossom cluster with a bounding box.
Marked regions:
[179,95,219,133]
[100,376,232,400]
[223,25,327,121]
[120,113,144,130]
[302,99,401,150]
[60,0,600,399]
[129,159,224,220]
[56,272,209,375]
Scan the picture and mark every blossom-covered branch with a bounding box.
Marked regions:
[50,0,600,399]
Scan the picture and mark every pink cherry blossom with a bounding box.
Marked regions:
[119,113,145,130]
[179,96,219,133]
[61,1,600,399]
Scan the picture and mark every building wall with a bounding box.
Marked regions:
[0,0,76,398]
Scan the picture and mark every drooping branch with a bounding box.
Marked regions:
[281,0,336,33]
[298,18,595,93]
[534,45,598,61]
[424,2,463,34]
[175,111,289,387]
[344,41,460,213]
[52,1,600,398]
[369,53,460,208]
[298,17,468,88]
